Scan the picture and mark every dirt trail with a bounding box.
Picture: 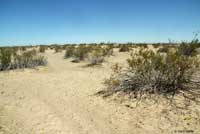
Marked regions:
[0,50,199,134]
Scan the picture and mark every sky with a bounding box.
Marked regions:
[0,0,200,46]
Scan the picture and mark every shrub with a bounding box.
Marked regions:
[87,49,104,65]
[64,46,75,58]
[0,48,12,70]
[20,46,26,51]
[178,39,199,56]
[49,46,54,50]
[54,46,62,53]
[0,48,47,71]
[39,46,46,53]
[13,49,47,69]
[65,44,112,64]
[152,43,162,48]
[72,45,90,61]
[157,46,169,53]
[119,45,130,52]
[99,47,200,103]
[102,45,114,56]
[139,43,148,48]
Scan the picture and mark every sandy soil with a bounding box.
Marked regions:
[0,50,200,134]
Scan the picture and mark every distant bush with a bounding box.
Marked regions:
[54,46,62,53]
[63,44,113,64]
[0,48,12,70]
[102,45,114,56]
[39,46,46,53]
[87,48,104,66]
[178,39,200,56]
[0,48,47,71]
[119,45,130,52]
[13,49,47,68]
[139,43,148,48]
[98,46,200,103]
[72,45,90,61]
[20,47,26,51]
[152,43,162,48]
[157,46,169,53]
[64,46,75,58]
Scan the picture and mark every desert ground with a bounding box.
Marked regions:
[0,49,200,134]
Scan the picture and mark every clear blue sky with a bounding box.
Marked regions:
[0,0,200,46]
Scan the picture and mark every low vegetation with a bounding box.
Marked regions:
[98,39,200,105]
[39,45,46,53]
[178,39,200,56]
[64,44,114,65]
[157,46,169,53]
[87,48,104,66]
[0,48,47,71]
[119,44,130,52]
[54,45,63,53]
[73,45,90,61]
[64,46,75,58]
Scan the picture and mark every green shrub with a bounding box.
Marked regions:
[99,47,200,103]
[157,46,169,53]
[139,43,148,48]
[39,46,46,53]
[178,39,199,56]
[54,46,62,53]
[72,45,90,61]
[64,45,112,64]
[102,45,114,56]
[119,45,130,52]
[13,49,47,69]
[88,49,104,65]
[64,46,75,58]
[0,48,12,70]
[152,43,162,48]
[20,46,26,51]
[0,48,47,71]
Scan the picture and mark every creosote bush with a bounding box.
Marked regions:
[178,39,200,56]
[20,47,26,51]
[157,46,169,53]
[73,45,90,61]
[87,48,104,65]
[64,46,75,58]
[99,43,200,103]
[0,48,47,71]
[119,44,130,52]
[54,46,62,53]
[39,46,46,53]
[152,43,162,48]
[64,44,113,64]
[102,45,114,56]
[0,48,12,70]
